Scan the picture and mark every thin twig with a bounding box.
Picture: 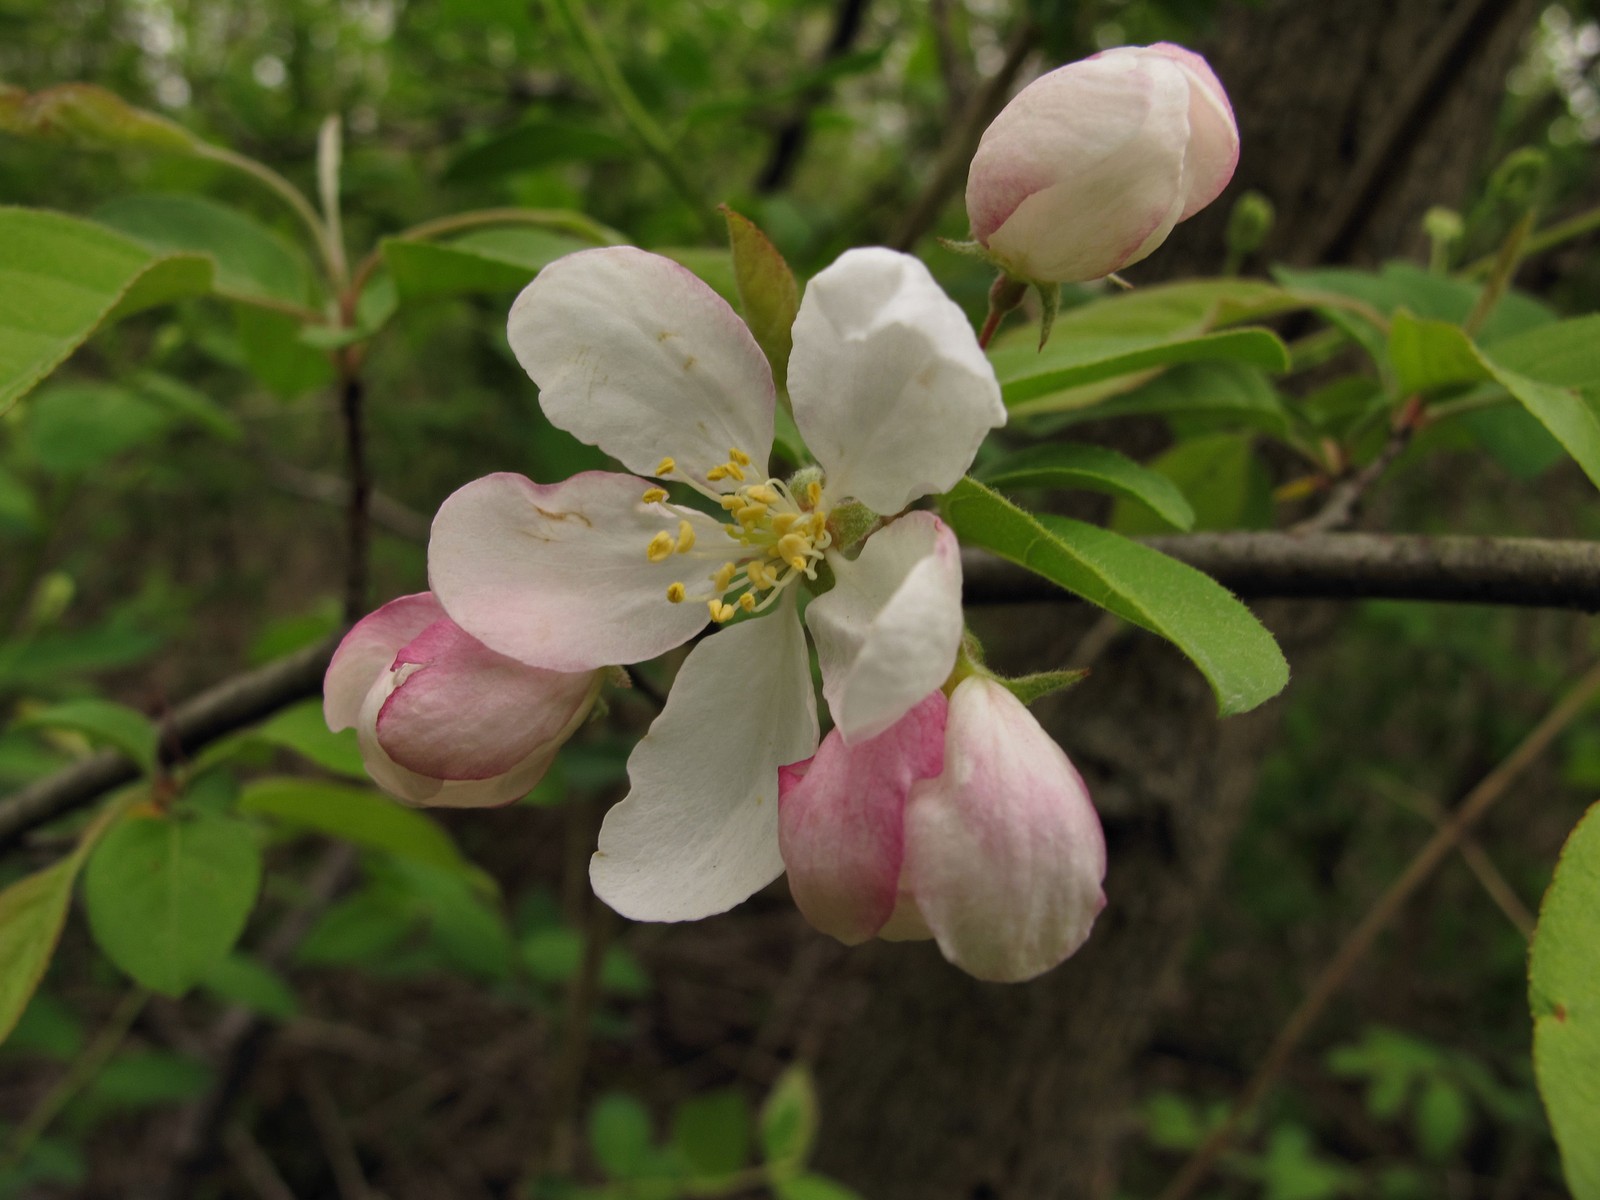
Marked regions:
[755,0,872,193]
[1156,656,1600,1200]
[337,364,371,624]
[1292,396,1424,534]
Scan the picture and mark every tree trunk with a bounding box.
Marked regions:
[811,2,1542,1197]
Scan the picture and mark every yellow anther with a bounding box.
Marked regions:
[735,503,768,526]
[656,457,676,475]
[647,531,676,562]
[713,562,737,592]
[729,447,752,466]
[718,494,742,511]
[809,512,828,539]
[723,524,742,538]
[738,592,757,612]
[778,533,809,563]
[723,462,746,482]
[676,520,697,553]
[666,582,686,603]
[708,599,736,623]
[707,465,728,482]
[747,561,775,589]
[806,481,822,508]
[770,512,798,535]
[746,484,778,505]
[640,487,668,504]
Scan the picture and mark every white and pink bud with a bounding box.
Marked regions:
[965,42,1239,284]
[778,678,1106,983]
[323,592,603,808]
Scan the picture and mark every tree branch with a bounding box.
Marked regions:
[4,532,1597,854]
[963,532,1600,611]
[0,636,336,852]
[754,0,872,193]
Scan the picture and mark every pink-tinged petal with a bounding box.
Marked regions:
[901,677,1107,983]
[788,249,1003,514]
[323,592,443,731]
[1143,43,1239,220]
[508,247,775,488]
[967,50,1192,282]
[806,513,963,744]
[375,618,602,780]
[355,678,571,808]
[428,471,721,671]
[590,603,819,921]
[778,691,947,944]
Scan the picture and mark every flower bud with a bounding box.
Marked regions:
[965,43,1239,284]
[323,592,603,807]
[778,679,1106,982]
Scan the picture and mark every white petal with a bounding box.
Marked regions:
[428,471,721,671]
[970,50,1192,282]
[805,512,963,743]
[590,605,819,922]
[1142,43,1239,220]
[902,678,1106,982]
[788,249,1003,514]
[508,247,775,487]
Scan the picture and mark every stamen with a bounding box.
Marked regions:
[641,487,668,504]
[708,599,737,623]
[729,447,752,466]
[738,592,756,612]
[647,531,676,562]
[676,520,697,553]
[770,512,798,535]
[666,582,686,603]
[707,465,728,482]
[723,462,746,482]
[713,562,737,592]
[656,457,676,475]
[806,481,822,508]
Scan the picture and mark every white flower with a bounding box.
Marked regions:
[427,246,1004,921]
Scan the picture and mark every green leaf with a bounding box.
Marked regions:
[1484,313,1600,388]
[83,809,263,996]
[940,477,1288,715]
[980,443,1195,531]
[1413,1077,1471,1162]
[94,193,315,309]
[296,887,414,967]
[0,83,200,153]
[998,329,1289,416]
[390,859,513,981]
[588,1093,657,1179]
[0,858,81,1047]
[672,1089,752,1178]
[520,927,652,996]
[1390,311,1600,491]
[86,1049,213,1108]
[21,382,174,475]
[759,1064,819,1168]
[775,1176,866,1200]
[15,698,158,773]
[199,952,298,1020]
[249,701,366,779]
[443,120,631,182]
[381,226,591,302]
[238,777,478,880]
[0,207,213,409]
[1109,434,1272,536]
[234,306,334,399]
[724,207,799,390]
[659,246,739,308]
[1530,800,1600,1199]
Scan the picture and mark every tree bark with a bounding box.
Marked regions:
[811,3,1543,1197]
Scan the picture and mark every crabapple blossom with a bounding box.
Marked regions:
[779,678,1106,983]
[426,245,1004,920]
[966,42,1239,284]
[323,592,603,807]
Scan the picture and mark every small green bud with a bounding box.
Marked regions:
[1488,148,1550,213]
[1225,190,1275,260]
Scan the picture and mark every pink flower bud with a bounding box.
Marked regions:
[966,42,1239,284]
[323,592,603,807]
[778,678,1106,982]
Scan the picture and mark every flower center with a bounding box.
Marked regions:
[642,448,831,624]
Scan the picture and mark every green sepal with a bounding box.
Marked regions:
[995,667,1090,705]
[827,501,879,556]
[1035,281,1061,349]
